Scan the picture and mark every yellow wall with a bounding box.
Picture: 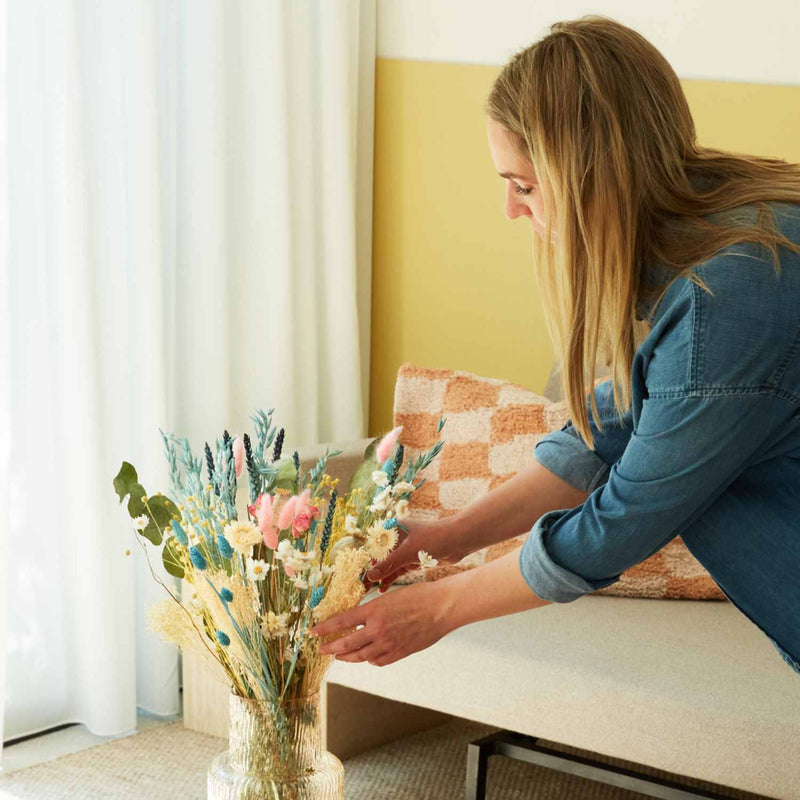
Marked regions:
[368,57,800,436]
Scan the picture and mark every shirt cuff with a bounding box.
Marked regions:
[518,509,620,603]
[533,428,610,494]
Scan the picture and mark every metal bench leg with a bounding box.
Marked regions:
[467,730,740,800]
[465,731,504,800]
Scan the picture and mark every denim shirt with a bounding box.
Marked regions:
[518,200,800,673]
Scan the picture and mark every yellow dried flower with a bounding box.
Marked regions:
[312,547,371,627]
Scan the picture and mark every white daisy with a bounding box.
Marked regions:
[276,538,295,560]
[321,564,336,576]
[289,574,309,590]
[344,514,360,534]
[394,498,410,517]
[368,486,393,514]
[223,520,262,555]
[261,610,291,639]
[364,525,399,561]
[418,550,438,569]
[371,469,389,487]
[132,514,149,531]
[275,539,316,572]
[246,558,270,582]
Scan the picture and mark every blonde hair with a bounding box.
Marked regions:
[486,15,800,450]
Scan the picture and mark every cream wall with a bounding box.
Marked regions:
[367,4,800,435]
[376,1,800,84]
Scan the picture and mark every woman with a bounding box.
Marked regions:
[308,16,800,674]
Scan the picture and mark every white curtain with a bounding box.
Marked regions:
[1,0,375,754]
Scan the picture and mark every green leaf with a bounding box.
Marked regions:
[162,536,185,579]
[347,436,381,516]
[142,494,180,547]
[362,436,380,463]
[128,491,180,547]
[113,462,140,503]
[272,457,298,492]
[126,483,148,518]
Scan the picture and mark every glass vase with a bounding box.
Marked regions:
[207,688,344,800]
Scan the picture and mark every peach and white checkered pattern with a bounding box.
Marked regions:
[392,362,726,601]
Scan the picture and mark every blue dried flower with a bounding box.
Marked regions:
[220,587,234,603]
[309,585,325,609]
[171,520,188,546]
[383,517,397,529]
[189,546,207,571]
[217,534,234,559]
[215,630,230,647]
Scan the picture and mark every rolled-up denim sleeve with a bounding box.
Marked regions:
[520,391,790,602]
[534,379,633,494]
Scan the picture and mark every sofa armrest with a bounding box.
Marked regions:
[295,435,375,494]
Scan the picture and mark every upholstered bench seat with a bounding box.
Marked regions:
[327,588,800,799]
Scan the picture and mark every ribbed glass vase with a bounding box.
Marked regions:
[207,689,344,800]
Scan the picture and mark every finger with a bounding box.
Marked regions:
[335,642,392,664]
[377,567,410,591]
[364,538,410,583]
[368,648,404,667]
[319,626,373,656]
[308,606,366,638]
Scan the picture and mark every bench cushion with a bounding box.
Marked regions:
[391,361,726,600]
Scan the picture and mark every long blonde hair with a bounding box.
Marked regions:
[486,15,800,450]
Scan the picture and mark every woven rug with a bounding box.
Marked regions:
[0,716,771,799]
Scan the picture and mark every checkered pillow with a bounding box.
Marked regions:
[391,363,726,601]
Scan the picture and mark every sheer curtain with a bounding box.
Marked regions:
[1,0,375,754]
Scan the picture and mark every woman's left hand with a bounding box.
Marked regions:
[307,581,453,667]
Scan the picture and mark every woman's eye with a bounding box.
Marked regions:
[514,184,533,196]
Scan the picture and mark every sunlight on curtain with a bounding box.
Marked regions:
[1,0,374,754]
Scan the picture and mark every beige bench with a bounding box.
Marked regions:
[183,432,800,799]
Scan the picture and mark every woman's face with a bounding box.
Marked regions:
[486,116,550,239]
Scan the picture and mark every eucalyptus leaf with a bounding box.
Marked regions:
[113,461,139,503]
[139,519,163,546]
[162,536,185,579]
[140,494,180,546]
[347,436,381,517]
[272,456,298,492]
[126,483,148,518]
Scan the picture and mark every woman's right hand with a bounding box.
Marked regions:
[363,517,466,592]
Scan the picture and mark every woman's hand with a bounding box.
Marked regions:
[362,517,466,592]
[308,545,551,668]
[308,581,453,667]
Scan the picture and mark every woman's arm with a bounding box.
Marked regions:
[365,460,590,587]
[367,380,634,589]
[433,543,552,633]
[447,460,590,555]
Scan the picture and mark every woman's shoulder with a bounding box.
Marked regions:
[640,206,800,396]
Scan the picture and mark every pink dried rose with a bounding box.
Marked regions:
[292,512,312,538]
